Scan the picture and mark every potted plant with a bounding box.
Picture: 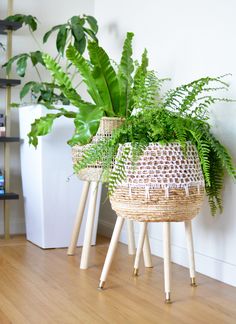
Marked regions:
[74,72,236,217]
[73,71,236,290]
[3,14,98,104]
[2,13,100,249]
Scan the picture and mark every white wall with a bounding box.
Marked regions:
[0,0,95,234]
[95,0,236,287]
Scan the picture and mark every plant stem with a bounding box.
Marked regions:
[30,30,43,51]
[34,65,43,82]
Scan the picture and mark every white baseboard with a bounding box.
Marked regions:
[98,219,236,287]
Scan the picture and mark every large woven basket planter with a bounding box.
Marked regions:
[110,142,205,222]
[72,117,124,182]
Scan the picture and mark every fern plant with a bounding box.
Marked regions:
[74,73,236,216]
[28,33,150,146]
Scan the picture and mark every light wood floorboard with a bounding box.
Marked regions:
[0,235,236,324]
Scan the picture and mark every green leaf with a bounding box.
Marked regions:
[71,16,85,42]
[5,14,38,31]
[85,15,98,34]
[43,53,73,89]
[83,28,98,42]
[66,45,102,106]
[56,25,68,55]
[42,52,94,109]
[20,81,35,99]
[87,41,120,116]
[68,106,104,146]
[74,36,86,54]
[60,88,94,110]
[24,15,37,31]
[70,16,85,27]
[2,54,26,75]
[117,32,134,116]
[28,113,62,147]
[134,48,148,83]
[30,51,45,66]
[16,55,28,77]
[32,82,43,93]
[43,24,64,43]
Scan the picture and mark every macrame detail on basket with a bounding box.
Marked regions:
[72,117,124,182]
[110,143,205,222]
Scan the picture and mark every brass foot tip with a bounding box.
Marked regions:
[165,298,172,304]
[165,293,172,304]
[133,268,139,276]
[190,277,197,287]
[98,281,105,290]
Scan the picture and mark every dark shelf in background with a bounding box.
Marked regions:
[0,137,20,143]
[0,78,21,88]
[0,193,19,200]
[0,20,22,34]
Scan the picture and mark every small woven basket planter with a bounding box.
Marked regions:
[72,117,124,182]
[110,142,205,222]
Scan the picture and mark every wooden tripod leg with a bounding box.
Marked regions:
[143,226,153,268]
[163,222,171,304]
[185,220,197,287]
[133,222,147,276]
[67,181,90,256]
[127,219,136,255]
[99,216,125,289]
[80,181,98,269]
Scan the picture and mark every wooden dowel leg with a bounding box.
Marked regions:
[127,219,136,255]
[80,181,98,269]
[185,220,197,287]
[163,222,171,303]
[133,222,147,276]
[67,181,90,256]
[99,216,125,289]
[143,227,153,268]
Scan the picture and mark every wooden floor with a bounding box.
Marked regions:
[0,236,236,324]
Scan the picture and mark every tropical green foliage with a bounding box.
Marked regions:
[74,74,236,216]
[29,33,149,147]
[2,14,98,104]
[3,51,44,77]
[43,15,98,55]
[5,14,38,31]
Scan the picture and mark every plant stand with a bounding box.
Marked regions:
[67,180,153,269]
[98,217,197,303]
[69,117,153,269]
[98,142,204,302]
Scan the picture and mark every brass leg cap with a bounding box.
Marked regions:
[98,281,105,290]
[133,268,139,276]
[165,299,172,304]
[190,277,197,287]
[165,293,172,304]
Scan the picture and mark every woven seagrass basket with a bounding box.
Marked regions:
[110,142,205,222]
[72,117,124,182]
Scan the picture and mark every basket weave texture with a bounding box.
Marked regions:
[72,117,124,182]
[110,142,205,222]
